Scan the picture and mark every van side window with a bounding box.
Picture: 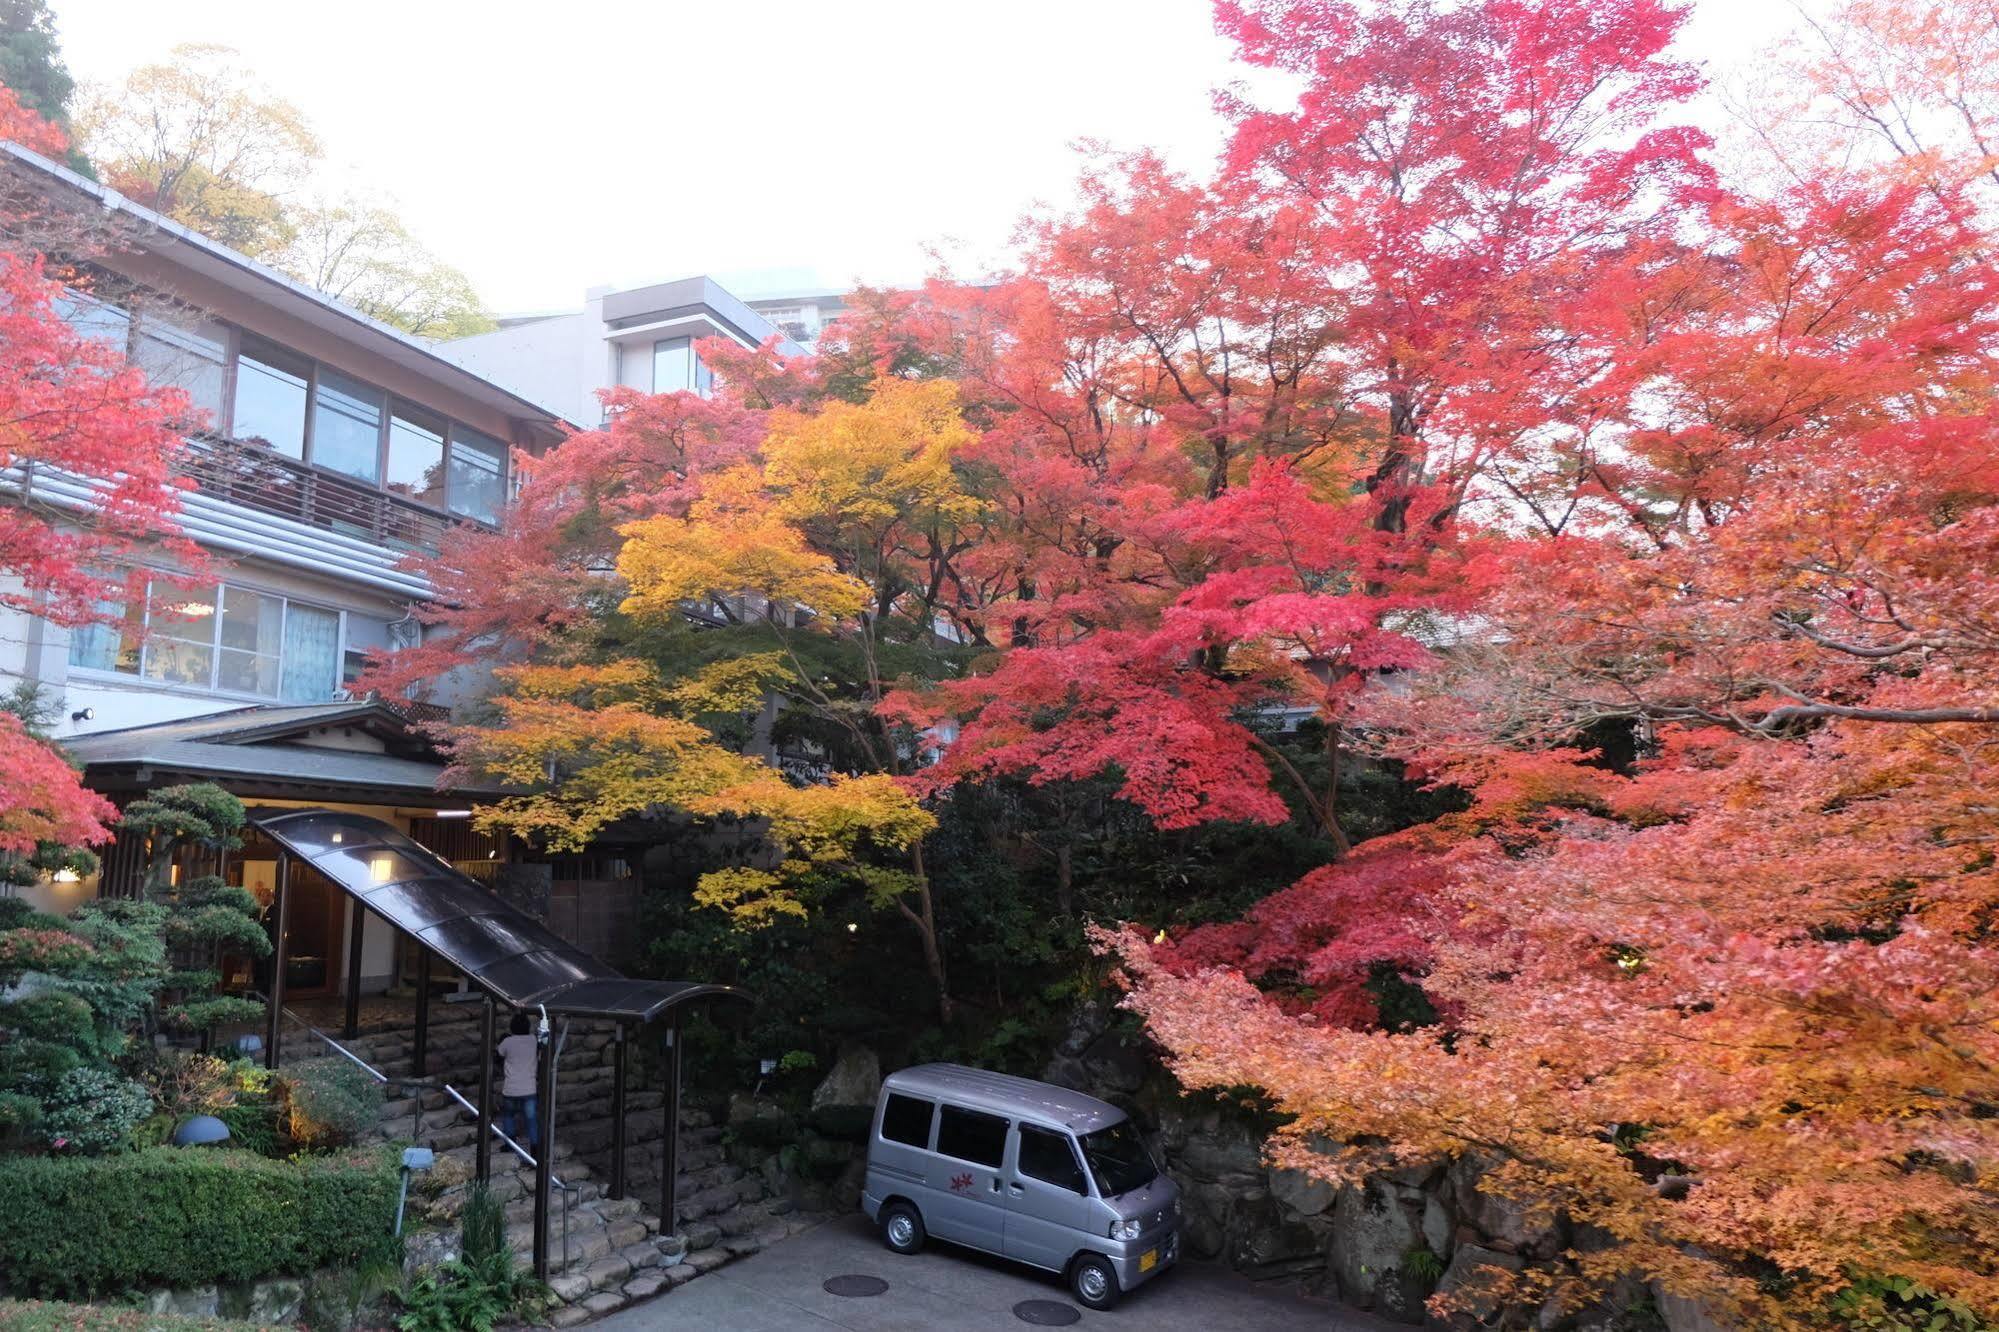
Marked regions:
[1017,1125,1087,1194]
[880,1093,934,1148]
[937,1104,1008,1167]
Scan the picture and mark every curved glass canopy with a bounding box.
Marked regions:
[247,807,749,1022]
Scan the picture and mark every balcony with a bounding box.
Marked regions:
[180,435,467,556]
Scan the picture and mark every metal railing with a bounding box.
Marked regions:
[180,435,464,554]
[264,1000,577,1268]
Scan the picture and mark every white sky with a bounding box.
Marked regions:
[55,0,1808,316]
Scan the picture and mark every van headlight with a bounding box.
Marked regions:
[1109,1218,1142,1241]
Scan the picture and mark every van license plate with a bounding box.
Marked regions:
[1140,1248,1158,1273]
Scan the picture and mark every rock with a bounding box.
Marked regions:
[1270,1166,1337,1217]
[1174,1124,1263,1179]
[663,1262,699,1286]
[1331,1181,1427,1324]
[583,1255,632,1289]
[148,1286,220,1318]
[549,1273,594,1302]
[624,1271,668,1299]
[548,1306,592,1328]
[581,1291,628,1315]
[621,1241,664,1269]
[1428,1245,1525,1330]
[687,1247,730,1274]
[684,1220,720,1250]
[1449,1155,1563,1258]
[809,1045,881,1112]
[1422,1195,1454,1258]
[1656,1289,1734,1332]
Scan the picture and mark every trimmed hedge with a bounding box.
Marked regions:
[0,1146,402,1297]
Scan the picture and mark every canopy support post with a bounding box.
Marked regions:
[610,1024,628,1200]
[263,852,291,1071]
[476,996,495,1185]
[343,902,366,1039]
[412,949,432,1077]
[659,1013,681,1238]
[532,1021,555,1281]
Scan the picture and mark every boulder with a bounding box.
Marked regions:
[1427,1244,1525,1330]
[1656,1289,1734,1332]
[1270,1165,1337,1217]
[1448,1155,1563,1258]
[1331,1181,1428,1324]
[810,1045,881,1113]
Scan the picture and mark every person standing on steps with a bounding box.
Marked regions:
[496,1011,541,1149]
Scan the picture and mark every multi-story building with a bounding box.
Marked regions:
[444,275,806,425]
[741,288,848,349]
[0,141,602,992]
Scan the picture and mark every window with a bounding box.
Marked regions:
[65,575,147,676]
[652,337,692,393]
[1018,1126,1087,1194]
[386,403,447,506]
[312,369,385,483]
[280,603,341,702]
[1079,1119,1159,1198]
[936,1104,1008,1168]
[54,289,131,348]
[231,337,311,459]
[134,311,227,425]
[879,1093,934,1149]
[447,427,507,524]
[72,577,347,703]
[216,585,283,695]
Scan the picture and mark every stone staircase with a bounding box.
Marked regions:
[282,1005,819,1326]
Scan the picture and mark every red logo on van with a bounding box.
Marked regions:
[949,1172,974,1194]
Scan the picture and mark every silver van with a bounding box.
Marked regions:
[861,1063,1180,1310]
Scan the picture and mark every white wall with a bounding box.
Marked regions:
[446,311,594,425]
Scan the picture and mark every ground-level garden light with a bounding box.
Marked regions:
[394,1145,435,1236]
[170,1114,231,1147]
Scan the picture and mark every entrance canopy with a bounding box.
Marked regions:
[248,806,746,1022]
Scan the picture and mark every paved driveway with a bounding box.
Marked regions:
[589,1212,1401,1331]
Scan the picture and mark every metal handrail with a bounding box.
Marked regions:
[265,1000,579,1195]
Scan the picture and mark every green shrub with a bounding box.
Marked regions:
[459,1183,506,1269]
[395,1184,547,1332]
[1,990,98,1051]
[38,1066,153,1154]
[0,1145,403,1296]
[216,1098,286,1157]
[279,1058,384,1150]
[0,1033,83,1089]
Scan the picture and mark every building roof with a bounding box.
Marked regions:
[882,1063,1127,1133]
[249,806,749,1022]
[0,142,577,442]
[62,701,499,799]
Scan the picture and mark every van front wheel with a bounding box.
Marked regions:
[881,1202,926,1255]
[1070,1253,1120,1310]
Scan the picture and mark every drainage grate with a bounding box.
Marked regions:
[1013,1300,1083,1326]
[823,1274,890,1297]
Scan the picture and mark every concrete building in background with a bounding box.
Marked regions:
[443,276,809,426]
[740,288,849,349]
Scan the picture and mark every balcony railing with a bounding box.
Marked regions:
[180,436,463,555]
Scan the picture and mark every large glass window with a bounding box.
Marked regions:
[65,575,147,676]
[142,584,218,688]
[54,290,131,349]
[231,337,311,459]
[936,1104,1008,1168]
[216,585,282,695]
[311,369,385,483]
[1079,1119,1159,1199]
[71,576,346,703]
[134,311,228,426]
[280,603,341,702]
[652,337,693,393]
[386,403,447,506]
[446,427,507,524]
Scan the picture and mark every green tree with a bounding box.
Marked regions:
[0,0,89,176]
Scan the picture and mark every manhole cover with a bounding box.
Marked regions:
[1014,1300,1082,1326]
[823,1274,890,1297]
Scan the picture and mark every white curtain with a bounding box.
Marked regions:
[279,605,341,702]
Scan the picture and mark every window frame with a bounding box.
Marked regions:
[67,574,371,706]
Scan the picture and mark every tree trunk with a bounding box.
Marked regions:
[905,841,953,1024]
[1055,842,1074,917]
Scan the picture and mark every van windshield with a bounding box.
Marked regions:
[1080,1119,1157,1197]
